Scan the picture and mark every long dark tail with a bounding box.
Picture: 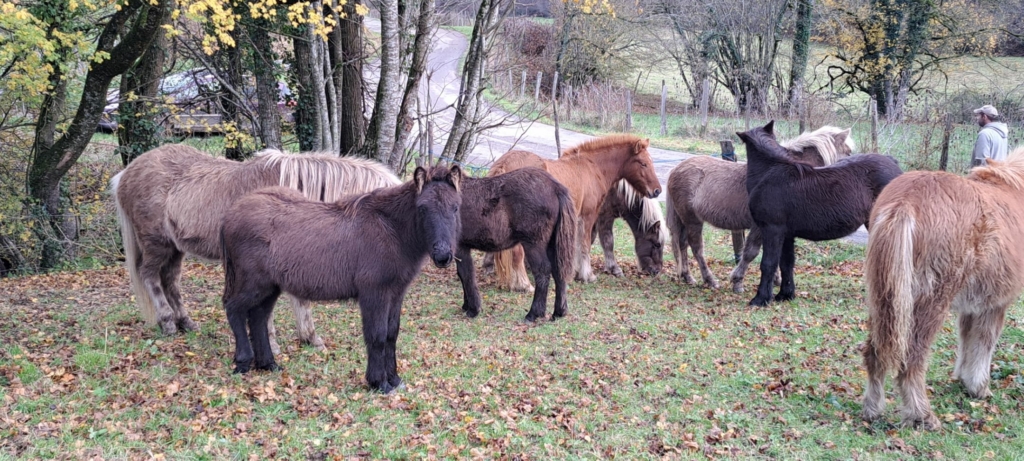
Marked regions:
[111,171,157,326]
[865,204,916,372]
[551,187,578,284]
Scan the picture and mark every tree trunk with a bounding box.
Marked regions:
[294,30,320,151]
[221,31,248,160]
[388,0,435,170]
[247,18,282,150]
[27,0,171,270]
[339,2,366,154]
[787,0,812,111]
[362,0,403,161]
[117,23,170,166]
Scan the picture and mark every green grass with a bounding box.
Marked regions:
[2,219,1023,459]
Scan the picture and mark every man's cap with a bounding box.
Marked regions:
[973,105,999,117]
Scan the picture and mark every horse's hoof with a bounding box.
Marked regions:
[731,284,745,294]
[607,266,624,277]
[464,309,480,319]
[774,292,795,302]
[512,283,535,293]
[158,319,178,336]
[177,317,200,333]
[749,297,770,307]
[523,314,541,323]
[375,379,405,394]
[233,364,252,374]
[901,413,940,431]
[682,275,697,285]
[256,362,281,372]
[706,280,720,290]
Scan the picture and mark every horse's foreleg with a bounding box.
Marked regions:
[861,337,887,422]
[285,294,325,351]
[684,221,718,289]
[385,290,405,391]
[359,291,399,394]
[729,226,761,293]
[750,226,783,306]
[523,244,553,322]
[595,215,623,277]
[955,303,1008,399]
[456,246,483,317]
[575,219,598,283]
[774,237,797,302]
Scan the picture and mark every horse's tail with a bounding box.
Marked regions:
[111,171,158,326]
[551,186,578,284]
[865,203,916,372]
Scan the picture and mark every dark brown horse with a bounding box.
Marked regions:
[220,165,463,393]
[456,168,578,321]
[491,135,662,289]
[111,144,400,352]
[593,180,667,276]
[739,121,903,306]
[665,125,854,292]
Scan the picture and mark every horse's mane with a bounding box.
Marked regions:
[614,180,668,242]
[968,146,1024,190]
[561,134,645,157]
[255,149,401,201]
[779,126,854,166]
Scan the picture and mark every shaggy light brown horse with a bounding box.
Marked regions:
[489,135,662,290]
[664,125,854,292]
[111,144,400,351]
[593,180,668,276]
[862,148,1024,430]
[221,165,462,393]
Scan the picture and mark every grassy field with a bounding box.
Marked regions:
[2,220,1023,459]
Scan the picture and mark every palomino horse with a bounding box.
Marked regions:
[490,135,662,290]
[665,125,855,292]
[111,144,400,351]
[221,165,462,393]
[738,121,902,306]
[862,148,1024,430]
[593,180,668,276]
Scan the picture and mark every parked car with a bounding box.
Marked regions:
[98,69,294,135]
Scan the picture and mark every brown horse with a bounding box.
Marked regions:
[593,180,668,276]
[111,144,400,352]
[490,135,662,290]
[664,125,854,292]
[221,165,462,393]
[862,148,1024,429]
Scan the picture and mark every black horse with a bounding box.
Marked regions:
[220,165,463,393]
[457,167,577,321]
[738,121,903,306]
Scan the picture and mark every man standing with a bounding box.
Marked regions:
[972,104,1009,166]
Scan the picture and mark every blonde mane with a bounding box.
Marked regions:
[614,179,668,244]
[560,134,646,157]
[968,146,1024,190]
[256,149,401,201]
[780,126,855,166]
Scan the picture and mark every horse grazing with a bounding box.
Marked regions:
[861,149,1024,429]
[738,121,902,306]
[490,135,662,291]
[221,165,462,393]
[111,144,400,352]
[665,125,854,292]
[593,180,668,276]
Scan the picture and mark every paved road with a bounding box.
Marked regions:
[368,21,869,245]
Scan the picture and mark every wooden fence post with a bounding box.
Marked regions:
[534,71,542,101]
[699,78,710,137]
[939,114,952,171]
[553,71,561,155]
[521,70,527,99]
[626,90,633,132]
[660,80,668,136]
[870,97,879,153]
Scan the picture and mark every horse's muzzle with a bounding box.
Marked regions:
[649,188,662,199]
[432,250,454,268]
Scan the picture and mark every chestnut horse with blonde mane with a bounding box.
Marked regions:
[862,147,1024,430]
[111,144,400,352]
[665,125,855,293]
[490,135,662,291]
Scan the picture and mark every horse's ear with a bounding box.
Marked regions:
[448,165,463,192]
[414,166,427,194]
[634,138,650,154]
[764,120,775,135]
[833,129,850,146]
[736,132,749,143]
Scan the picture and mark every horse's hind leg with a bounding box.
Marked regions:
[140,244,183,335]
[160,249,199,333]
[248,289,282,372]
[895,298,946,430]
[729,226,761,293]
[750,226,783,307]
[481,252,495,275]
[774,237,796,302]
[523,244,553,322]
[683,221,718,289]
[861,337,888,422]
[954,302,1009,399]
[456,246,483,317]
[285,294,326,351]
[671,222,697,285]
